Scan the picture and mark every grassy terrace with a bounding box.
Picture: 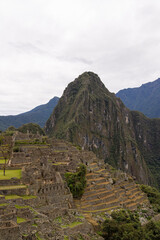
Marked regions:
[17,217,27,224]
[52,162,69,166]
[5,195,36,200]
[18,145,49,149]
[15,204,38,215]
[0,203,8,207]
[0,185,26,190]
[0,169,22,179]
[62,222,83,228]
[0,158,8,164]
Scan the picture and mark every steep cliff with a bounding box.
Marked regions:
[45,72,160,188]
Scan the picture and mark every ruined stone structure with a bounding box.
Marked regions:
[0,133,151,239]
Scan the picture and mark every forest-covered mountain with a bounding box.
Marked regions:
[116,78,160,118]
[45,72,160,189]
[0,97,59,131]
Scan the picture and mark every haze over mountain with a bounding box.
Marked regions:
[45,72,160,189]
[0,97,59,131]
[116,78,160,119]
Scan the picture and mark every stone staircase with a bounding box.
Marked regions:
[75,161,149,214]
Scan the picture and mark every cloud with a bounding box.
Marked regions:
[0,0,160,114]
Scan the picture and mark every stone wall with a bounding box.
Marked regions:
[11,152,32,164]
[0,221,20,240]
[0,187,27,196]
[0,179,21,186]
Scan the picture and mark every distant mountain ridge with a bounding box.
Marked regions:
[0,97,59,131]
[116,78,160,118]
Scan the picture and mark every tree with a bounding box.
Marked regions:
[0,135,13,176]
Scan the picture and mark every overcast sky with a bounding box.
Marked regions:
[0,0,160,115]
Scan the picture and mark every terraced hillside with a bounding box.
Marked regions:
[77,162,148,213]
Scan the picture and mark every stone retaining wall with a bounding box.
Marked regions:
[0,179,21,186]
[0,221,20,240]
[0,187,27,196]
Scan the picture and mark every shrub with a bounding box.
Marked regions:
[101,209,160,240]
[102,210,144,240]
[144,220,160,240]
[13,146,20,152]
[140,184,160,212]
[65,164,86,198]
[18,123,45,135]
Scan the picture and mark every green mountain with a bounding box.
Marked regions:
[116,78,160,118]
[45,72,160,188]
[0,97,59,131]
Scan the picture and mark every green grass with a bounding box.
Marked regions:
[0,169,22,180]
[52,162,68,166]
[0,185,26,190]
[0,203,8,207]
[22,195,37,200]
[64,236,69,240]
[15,204,38,215]
[32,223,38,227]
[5,195,21,200]
[18,145,49,149]
[5,195,36,200]
[15,205,29,209]
[62,221,82,228]
[17,217,26,224]
[55,216,62,223]
[0,159,8,164]
[35,233,43,240]
[76,215,85,219]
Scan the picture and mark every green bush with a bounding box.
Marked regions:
[102,210,143,240]
[13,146,20,152]
[65,164,86,198]
[101,209,160,240]
[18,123,45,135]
[144,220,160,240]
[140,184,160,212]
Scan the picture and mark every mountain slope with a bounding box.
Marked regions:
[116,78,160,118]
[45,72,160,188]
[0,97,59,131]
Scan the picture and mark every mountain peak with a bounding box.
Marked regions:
[62,72,109,103]
[70,71,105,88]
[45,72,160,189]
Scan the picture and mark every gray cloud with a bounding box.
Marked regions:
[0,0,160,115]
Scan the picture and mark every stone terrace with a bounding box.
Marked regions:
[76,161,149,217]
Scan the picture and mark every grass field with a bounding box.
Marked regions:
[17,217,26,224]
[0,185,26,190]
[5,195,36,200]
[0,169,22,179]
[0,158,8,164]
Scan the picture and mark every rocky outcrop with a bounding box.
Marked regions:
[45,72,160,188]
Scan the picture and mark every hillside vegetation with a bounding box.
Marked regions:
[102,209,160,240]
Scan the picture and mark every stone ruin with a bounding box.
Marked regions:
[0,132,150,239]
